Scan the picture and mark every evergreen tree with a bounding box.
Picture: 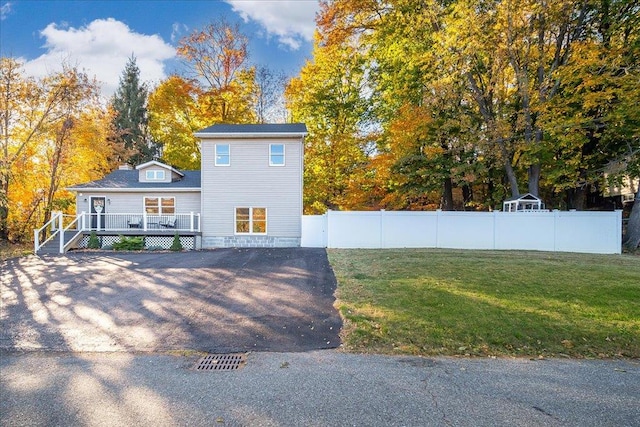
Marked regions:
[110,56,158,165]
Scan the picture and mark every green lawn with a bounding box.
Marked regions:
[328,249,640,358]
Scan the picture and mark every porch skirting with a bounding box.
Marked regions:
[202,235,300,248]
[78,232,202,251]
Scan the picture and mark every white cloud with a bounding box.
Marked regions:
[1,1,12,20]
[226,0,319,50]
[171,22,189,43]
[22,18,175,98]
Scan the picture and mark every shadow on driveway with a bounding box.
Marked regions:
[0,248,342,353]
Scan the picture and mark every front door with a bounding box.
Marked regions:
[90,197,106,229]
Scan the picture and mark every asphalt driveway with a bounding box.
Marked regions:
[0,248,342,353]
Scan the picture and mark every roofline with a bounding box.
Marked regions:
[135,160,184,177]
[194,131,307,139]
[67,187,201,193]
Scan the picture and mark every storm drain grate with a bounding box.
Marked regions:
[194,353,247,371]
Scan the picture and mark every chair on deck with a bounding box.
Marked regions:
[128,217,142,228]
[159,216,177,228]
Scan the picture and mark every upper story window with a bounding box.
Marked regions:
[215,144,230,166]
[270,144,285,166]
[146,170,165,181]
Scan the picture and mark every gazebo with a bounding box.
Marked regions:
[502,193,545,212]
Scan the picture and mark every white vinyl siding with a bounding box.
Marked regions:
[200,138,302,241]
[138,166,172,183]
[215,144,230,166]
[76,192,200,215]
[269,144,285,166]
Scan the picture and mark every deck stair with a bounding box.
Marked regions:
[36,231,82,255]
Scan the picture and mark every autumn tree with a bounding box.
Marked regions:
[286,33,373,213]
[110,56,157,165]
[39,66,104,229]
[0,58,24,240]
[148,75,212,170]
[177,18,255,123]
[1,58,112,242]
[1,58,81,241]
[254,66,287,123]
[308,0,639,216]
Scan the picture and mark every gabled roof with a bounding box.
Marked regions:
[504,193,542,202]
[136,160,184,177]
[67,170,201,191]
[194,123,308,138]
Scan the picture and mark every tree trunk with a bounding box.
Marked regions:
[441,177,454,211]
[566,187,586,210]
[528,164,540,196]
[462,184,473,210]
[465,72,520,198]
[499,139,520,197]
[623,190,640,250]
[0,172,8,241]
[43,117,73,231]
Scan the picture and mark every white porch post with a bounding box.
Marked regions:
[143,211,148,231]
[95,205,103,231]
[58,212,64,254]
[81,211,86,230]
[34,229,39,253]
[190,212,194,231]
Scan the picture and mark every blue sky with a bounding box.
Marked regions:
[0,0,319,97]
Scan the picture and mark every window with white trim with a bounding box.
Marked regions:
[269,144,285,166]
[235,207,266,234]
[215,144,230,166]
[144,197,175,215]
[146,170,165,180]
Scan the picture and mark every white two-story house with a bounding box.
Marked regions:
[196,123,306,248]
[43,123,307,253]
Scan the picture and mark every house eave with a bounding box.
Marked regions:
[135,160,185,177]
[67,187,201,193]
[194,132,307,139]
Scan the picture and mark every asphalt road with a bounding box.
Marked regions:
[1,351,638,427]
[0,249,341,353]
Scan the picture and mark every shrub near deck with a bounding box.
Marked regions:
[329,249,640,358]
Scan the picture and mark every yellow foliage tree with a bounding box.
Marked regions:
[1,58,114,242]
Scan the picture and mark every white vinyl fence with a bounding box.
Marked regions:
[302,210,623,254]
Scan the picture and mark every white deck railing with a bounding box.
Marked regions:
[34,211,201,254]
[78,212,201,232]
[33,211,63,253]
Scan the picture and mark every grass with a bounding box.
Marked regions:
[328,249,640,359]
[0,241,32,261]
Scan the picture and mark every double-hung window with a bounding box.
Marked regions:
[215,144,230,166]
[235,207,267,234]
[144,197,175,215]
[146,170,165,181]
[269,144,285,166]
